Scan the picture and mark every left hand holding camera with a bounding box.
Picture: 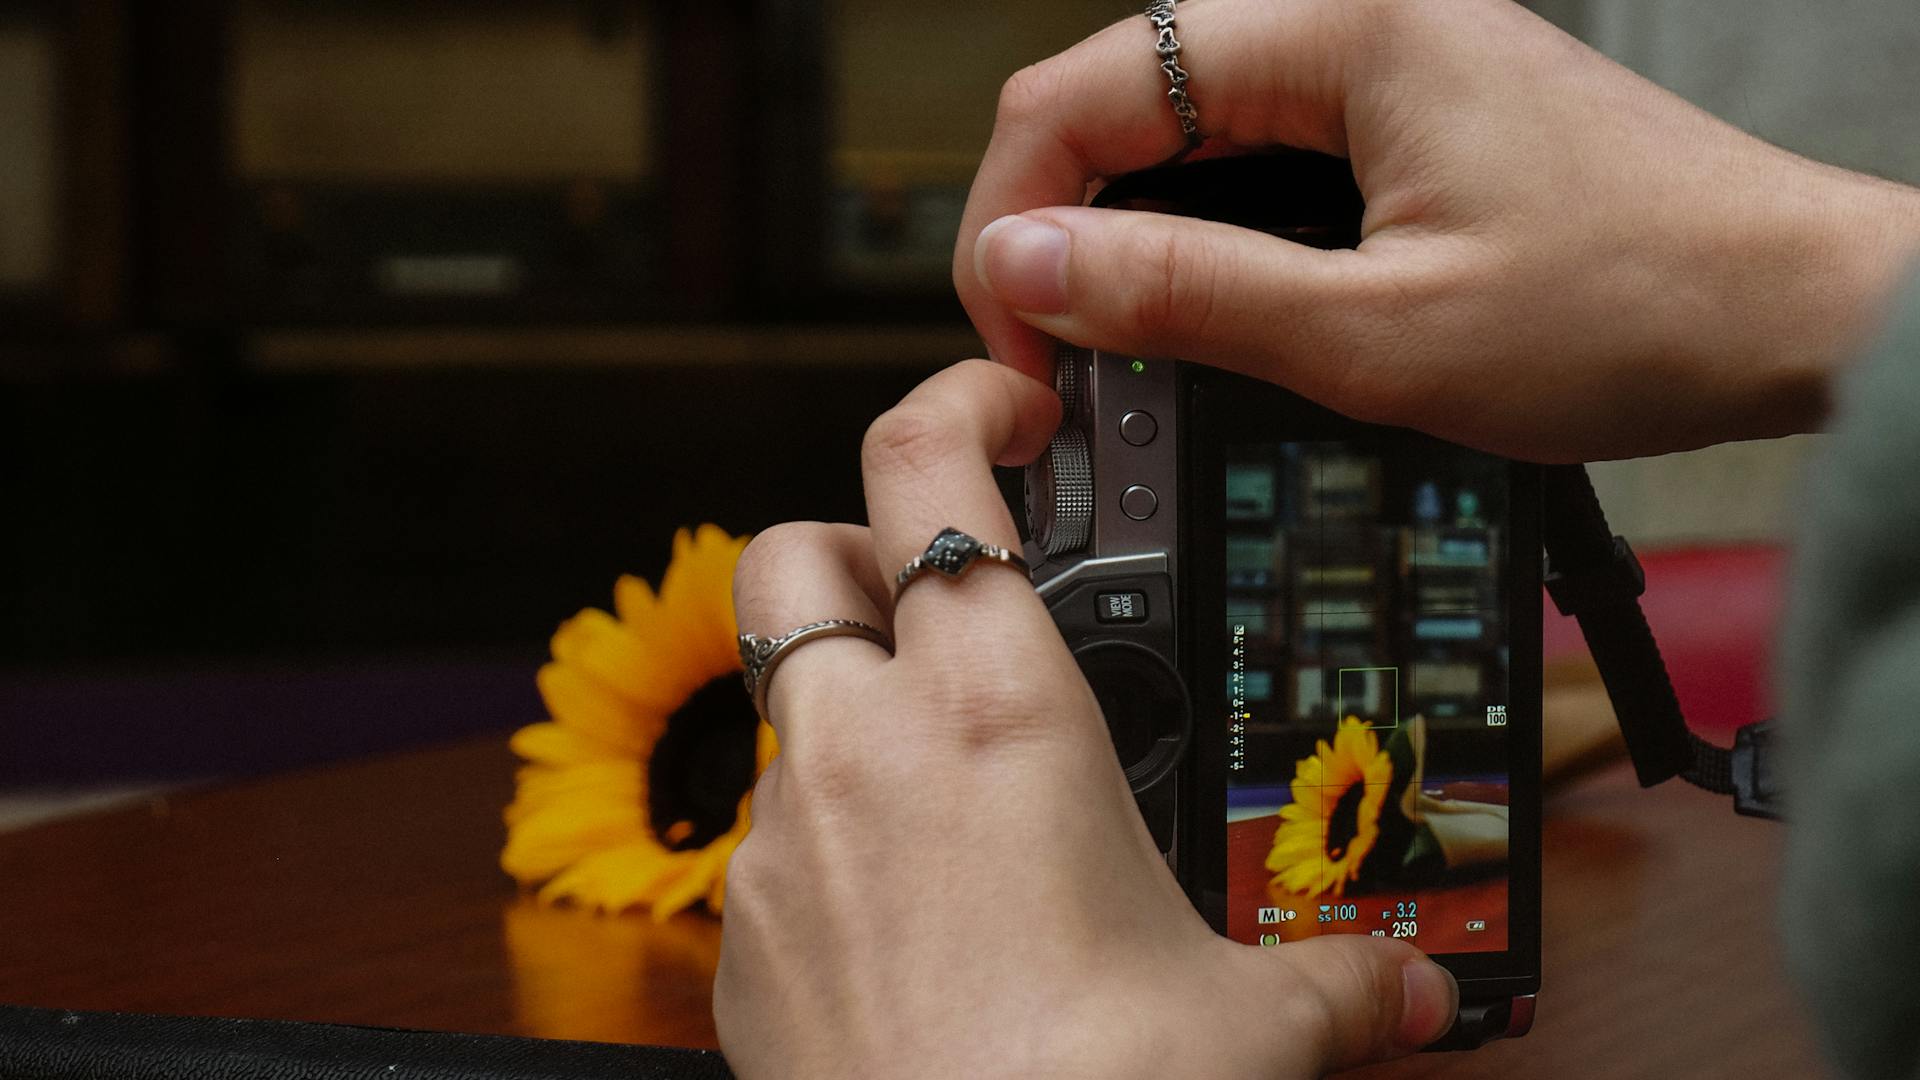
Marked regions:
[717,359,1457,1079]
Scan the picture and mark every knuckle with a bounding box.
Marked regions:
[994,62,1058,131]
[861,406,960,486]
[733,521,833,622]
[737,520,830,573]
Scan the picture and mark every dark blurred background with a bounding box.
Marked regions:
[0,0,1122,800]
[6,0,1915,812]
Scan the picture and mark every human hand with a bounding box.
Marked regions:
[955,0,1920,462]
[717,360,1457,1078]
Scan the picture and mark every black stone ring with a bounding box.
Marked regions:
[894,527,1032,602]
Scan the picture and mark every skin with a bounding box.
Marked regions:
[721,0,1920,1074]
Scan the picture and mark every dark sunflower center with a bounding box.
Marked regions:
[646,676,761,851]
[1325,781,1366,861]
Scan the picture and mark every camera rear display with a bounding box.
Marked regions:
[1217,434,1517,955]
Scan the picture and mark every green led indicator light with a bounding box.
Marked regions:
[1129,360,1146,374]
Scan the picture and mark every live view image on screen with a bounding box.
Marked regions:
[1222,440,1511,954]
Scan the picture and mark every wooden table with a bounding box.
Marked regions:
[0,737,1824,1078]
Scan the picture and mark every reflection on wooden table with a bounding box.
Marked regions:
[504,895,718,1046]
[0,732,1821,1078]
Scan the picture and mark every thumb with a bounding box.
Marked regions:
[970,204,1399,420]
[1236,935,1459,1074]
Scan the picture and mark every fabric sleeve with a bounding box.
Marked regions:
[1778,262,1920,1080]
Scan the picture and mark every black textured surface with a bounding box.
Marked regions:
[0,1006,736,1080]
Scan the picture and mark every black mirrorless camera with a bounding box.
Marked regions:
[1021,151,1541,1050]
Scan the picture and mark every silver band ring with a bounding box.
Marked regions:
[894,527,1031,602]
[738,619,893,721]
[1146,0,1202,148]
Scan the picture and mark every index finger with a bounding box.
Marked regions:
[952,0,1356,378]
[859,360,1061,645]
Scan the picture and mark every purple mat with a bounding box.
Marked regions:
[0,653,542,785]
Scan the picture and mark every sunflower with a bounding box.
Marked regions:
[501,525,775,921]
[1265,716,1394,898]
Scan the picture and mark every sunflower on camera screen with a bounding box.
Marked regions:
[1264,714,1509,900]
[1266,716,1395,898]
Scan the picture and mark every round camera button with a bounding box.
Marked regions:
[1119,410,1158,446]
[1120,484,1158,521]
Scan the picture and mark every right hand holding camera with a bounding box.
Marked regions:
[718,361,1458,1079]
[955,0,1920,462]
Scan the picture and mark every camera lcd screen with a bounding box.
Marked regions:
[1219,439,1513,955]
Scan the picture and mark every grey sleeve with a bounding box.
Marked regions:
[1779,264,1920,1080]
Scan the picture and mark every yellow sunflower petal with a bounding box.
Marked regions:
[611,573,659,624]
[657,526,752,678]
[538,840,697,914]
[650,844,731,922]
[509,722,626,768]
[535,663,668,754]
[1273,858,1321,894]
[503,760,643,826]
[549,610,705,720]
[501,799,649,884]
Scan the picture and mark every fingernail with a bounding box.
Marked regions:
[976,215,1069,315]
[1399,959,1458,1048]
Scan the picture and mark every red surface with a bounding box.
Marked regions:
[1543,543,1787,739]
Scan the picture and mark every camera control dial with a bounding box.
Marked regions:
[1053,341,1083,416]
[1026,426,1093,555]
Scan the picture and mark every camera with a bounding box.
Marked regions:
[1020,151,1541,1049]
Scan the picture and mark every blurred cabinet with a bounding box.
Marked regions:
[0,3,127,334]
[136,0,683,327]
[782,0,1123,315]
[0,14,59,297]
[225,1,661,323]
[5,0,1130,339]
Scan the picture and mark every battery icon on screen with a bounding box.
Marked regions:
[1466,920,1487,932]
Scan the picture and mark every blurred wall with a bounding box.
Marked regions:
[1530,0,1920,545]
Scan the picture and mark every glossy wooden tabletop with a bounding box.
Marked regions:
[0,737,1823,1078]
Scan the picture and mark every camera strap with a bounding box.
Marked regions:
[1540,465,1783,819]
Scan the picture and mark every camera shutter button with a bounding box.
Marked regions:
[1120,484,1158,521]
